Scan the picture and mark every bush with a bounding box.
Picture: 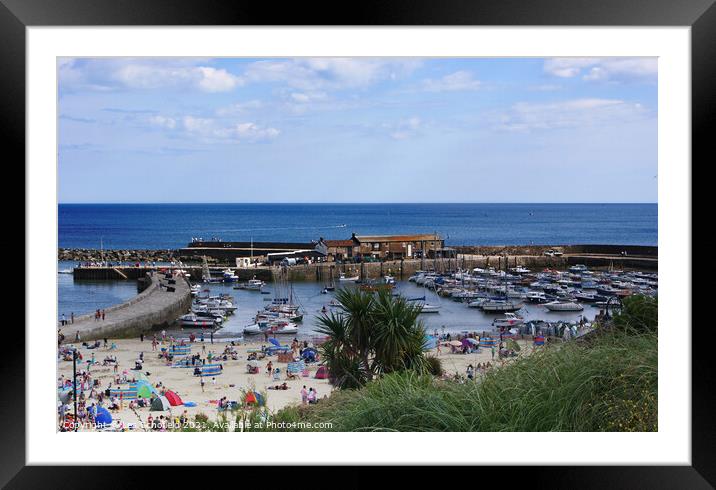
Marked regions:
[270,331,657,432]
[425,356,443,376]
[613,295,658,334]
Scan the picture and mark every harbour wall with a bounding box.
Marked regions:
[70,250,656,286]
[59,272,192,342]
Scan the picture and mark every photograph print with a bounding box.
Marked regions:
[56,56,658,433]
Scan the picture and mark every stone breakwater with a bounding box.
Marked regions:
[58,272,192,341]
[59,248,176,263]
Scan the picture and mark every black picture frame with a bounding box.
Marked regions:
[5,0,712,486]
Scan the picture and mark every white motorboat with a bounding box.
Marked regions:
[481,299,524,313]
[190,284,202,296]
[569,264,589,273]
[384,275,396,284]
[222,268,239,283]
[243,320,298,335]
[418,303,441,313]
[178,313,218,328]
[544,301,584,312]
[339,273,359,282]
[493,313,525,328]
[526,291,549,303]
[509,266,531,274]
[235,278,265,291]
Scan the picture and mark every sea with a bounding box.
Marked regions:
[58,203,657,250]
[58,203,657,330]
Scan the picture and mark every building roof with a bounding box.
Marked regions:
[352,233,441,243]
[324,240,354,247]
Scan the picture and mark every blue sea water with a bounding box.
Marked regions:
[58,203,657,249]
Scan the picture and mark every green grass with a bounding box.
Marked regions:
[269,330,657,432]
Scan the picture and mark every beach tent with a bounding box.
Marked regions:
[135,380,156,399]
[164,390,183,406]
[95,407,112,427]
[533,336,545,346]
[506,338,521,352]
[315,365,329,379]
[422,335,438,350]
[150,396,171,411]
[301,348,317,362]
[244,391,257,405]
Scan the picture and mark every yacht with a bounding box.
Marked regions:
[492,312,525,328]
[339,273,359,282]
[243,319,298,335]
[178,313,219,328]
[418,303,441,314]
[544,301,584,312]
[222,268,239,283]
[526,291,549,303]
[481,299,524,313]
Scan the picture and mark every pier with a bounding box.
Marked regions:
[59,272,192,342]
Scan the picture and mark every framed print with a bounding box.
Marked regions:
[5,0,714,486]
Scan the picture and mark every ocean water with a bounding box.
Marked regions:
[58,261,141,318]
[58,203,657,250]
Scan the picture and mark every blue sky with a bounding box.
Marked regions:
[58,57,657,203]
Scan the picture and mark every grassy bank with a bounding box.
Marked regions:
[270,330,657,432]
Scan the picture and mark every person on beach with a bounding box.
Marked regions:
[140,333,144,342]
[101,309,105,321]
[266,361,273,377]
[152,338,157,351]
[210,331,214,344]
[75,331,81,342]
[491,345,495,360]
[161,330,167,342]
[466,364,474,380]
[61,314,66,326]
[301,386,308,405]
[308,388,317,404]
[71,312,74,324]
[200,378,205,393]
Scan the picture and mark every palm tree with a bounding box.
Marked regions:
[316,288,428,389]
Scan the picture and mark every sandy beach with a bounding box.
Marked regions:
[57,336,532,431]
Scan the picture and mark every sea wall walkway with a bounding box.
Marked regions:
[59,272,192,342]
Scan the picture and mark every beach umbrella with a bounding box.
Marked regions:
[247,360,261,368]
[466,338,479,346]
[95,407,112,427]
[268,338,281,348]
[253,392,265,407]
[449,340,462,347]
[509,328,519,335]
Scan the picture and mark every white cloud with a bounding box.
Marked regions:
[495,98,649,132]
[148,115,177,129]
[244,58,421,91]
[421,71,481,92]
[215,100,263,116]
[59,58,244,93]
[195,67,243,92]
[388,116,422,140]
[544,58,657,82]
[181,116,279,142]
